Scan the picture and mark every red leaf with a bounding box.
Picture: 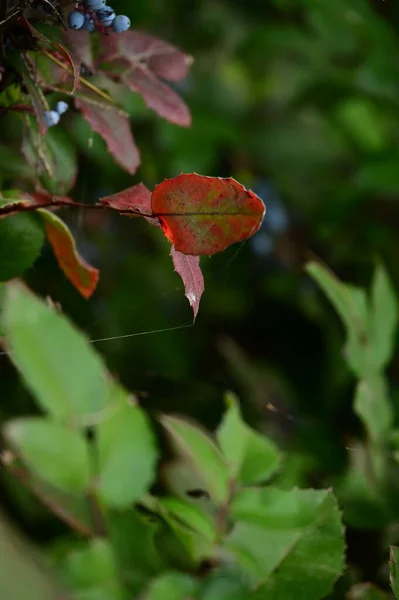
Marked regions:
[170,247,204,320]
[98,30,192,82]
[122,68,191,127]
[75,98,140,175]
[97,30,192,127]
[100,183,160,227]
[39,209,99,299]
[64,29,94,70]
[151,174,266,256]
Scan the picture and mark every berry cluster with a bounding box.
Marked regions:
[67,0,130,33]
[44,101,68,128]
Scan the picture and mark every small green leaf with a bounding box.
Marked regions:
[0,211,45,282]
[160,415,229,504]
[390,547,399,599]
[226,491,345,600]
[97,392,158,508]
[306,261,369,377]
[2,282,109,422]
[142,572,200,600]
[5,417,91,493]
[348,582,391,600]
[231,488,327,529]
[159,497,216,542]
[354,376,393,443]
[369,263,397,370]
[64,539,124,600]
[217,393,280,484]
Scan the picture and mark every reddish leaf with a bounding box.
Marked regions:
[98,30,192,82]
[64,29,94,71]
[100,183,160,227]
[122,68,191,127]
[39,209,99,299]
[170,247,204,320]
[151,174,266,256]
[51,43,81,94]
[75,98,140,175]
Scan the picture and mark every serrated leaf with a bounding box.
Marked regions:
[198,569,251,600]
[4,418,91,493]
[226,491,345,600]
[75,98,140,175]
[2,282,109,422]
[98,30,192,82]
[151,174,265,256]
[142,572,199,600]
[217,393,280,484]
[231,488,327,529]
[170,247,204,320]
[160,415,230,504]
[390,547,399,599]
[122,69,191,127]
[354,376,393,443]
[97,392,158,508]
[369,263,397,370]
[39,209,99,299]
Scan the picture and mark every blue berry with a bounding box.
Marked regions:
[112,14,130,32]
[67,10,85,29]
[97,6,115,26]
[85,0,106,9]
[56,101,68,115]
[83,14,96,32]
[44,110,60,127]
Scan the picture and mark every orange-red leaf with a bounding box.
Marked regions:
[170,247,204,320]
[100,183,160,227]
[75,98,140,175]
[151,174,266,256]
[39,209,99,299]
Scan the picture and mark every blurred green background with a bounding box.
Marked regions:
[3,0,399,595]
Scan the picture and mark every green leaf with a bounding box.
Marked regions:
[354,376,393,443]
[142,572,200,600]
[231,488,327,529]
[369,263,397,370]
[225,491,345,599]
[97,392,158,508]
[4,417,91,493]
[40,127,77,195]
[348,582,391,600]
[107,509,165,595]
[216,393,280,484]
[305,261,369,377]
[64,539,124,600]
[160,415,229,504]
[2,281,109,423]
[0,211,45,282]
[198,569,251,600]
[390,547,399,599]
[159,496,216,542]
